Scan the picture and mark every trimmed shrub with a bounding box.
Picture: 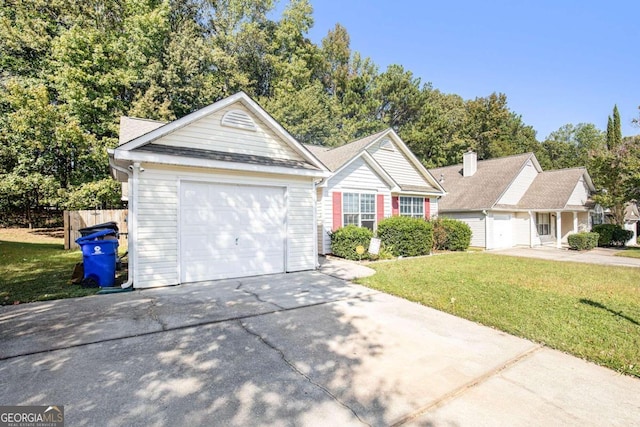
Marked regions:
[329,225,373,260]
[377,216,433,257]
[432,217,472,251]
[567,232,599,251]
[592,224,634,247]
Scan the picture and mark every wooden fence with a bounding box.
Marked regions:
[63,209,128,250]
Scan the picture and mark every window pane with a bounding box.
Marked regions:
[361,194,375,214]
[361,220,375,231]
[400,196,424,217]
[344,193,359,213]
[344,213,359,225]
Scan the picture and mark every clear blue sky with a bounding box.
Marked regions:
[302,0,639,140]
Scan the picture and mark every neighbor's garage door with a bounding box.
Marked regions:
[492,214,512,249]
[180,181,286,282]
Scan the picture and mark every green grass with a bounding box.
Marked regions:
[615,247,640,259]
[358,252,640,377]
[0,239,98,305]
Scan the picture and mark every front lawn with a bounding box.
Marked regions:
[358,252,640,378]
[615,247,640,259]
[0,228,98,305]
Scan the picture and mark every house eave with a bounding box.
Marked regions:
[113,149,330,178]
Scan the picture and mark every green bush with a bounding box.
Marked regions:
[329,225,373,260]
[567,232,599,250]
[377,216,433,257]
[432,217,472,251]
[592,224,634,247]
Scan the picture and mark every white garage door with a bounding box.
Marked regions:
[180,181,286,282]
[493,214,512,249]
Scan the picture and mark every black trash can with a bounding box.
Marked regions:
[79,221,119,238]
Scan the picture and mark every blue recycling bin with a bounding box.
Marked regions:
[76,230,119,287]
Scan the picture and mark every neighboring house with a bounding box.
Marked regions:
[308,129,447,255]
[430,151,596,249]
[109,92,329,289]
[624,201,639,246]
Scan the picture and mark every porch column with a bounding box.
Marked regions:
[529,211,535,247]
[556,211,562,248]
[573,212,578,233]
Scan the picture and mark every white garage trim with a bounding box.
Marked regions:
[178,179,288,283]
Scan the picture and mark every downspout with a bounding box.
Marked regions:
[108,157,135,289]
[312,179,319,268]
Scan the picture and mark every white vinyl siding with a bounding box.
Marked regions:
[136,168,179,288]
[155,104,302,161]
[134,164,316,288]
[568,177,590,206]
[320,158,392,254]
[443,212,486,248]
[368,141,435,189]
[498,160,538,205]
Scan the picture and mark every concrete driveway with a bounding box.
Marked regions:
[1,270,639,426]
[491,245,640,268]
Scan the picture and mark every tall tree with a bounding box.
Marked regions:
[593,106,639,224]
[606,104,622,150]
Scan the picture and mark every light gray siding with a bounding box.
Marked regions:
[442,212,486,248]
[154,104,302,161]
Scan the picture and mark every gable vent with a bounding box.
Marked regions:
[221,109,257,131]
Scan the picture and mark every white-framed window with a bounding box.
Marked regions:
[537,212,550,236]
[344,193,376,230]
[400,196,424,218]
[591,205,604,226]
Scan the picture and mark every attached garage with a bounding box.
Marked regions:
[180,181,286,282]
[491,214,512,249]
[109,92,329,288]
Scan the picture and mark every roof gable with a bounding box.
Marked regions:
[114,92,326,173]
[432,153,596,212]
[515,168,594,210]
[314,129,446,195]
[431,153,533,211]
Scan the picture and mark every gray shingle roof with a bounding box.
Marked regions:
[514,168,589,210]
[430,153,533,211]
[431,153,594,212]
[119,116,166,145]
[136,144,321,170]
[310,129,389,171]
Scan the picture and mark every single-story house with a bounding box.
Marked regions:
[430,151,596,249]
[307,129,447,255]
[109,92,329,288]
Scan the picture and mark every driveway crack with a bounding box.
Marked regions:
[237,319,371,427]
[235,281,285,310]
[147,299,168,331]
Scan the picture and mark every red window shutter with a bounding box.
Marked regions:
[332,192,342,230]
[376,194,384,222]
[425,198,431,219]
[392,196,399,216]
